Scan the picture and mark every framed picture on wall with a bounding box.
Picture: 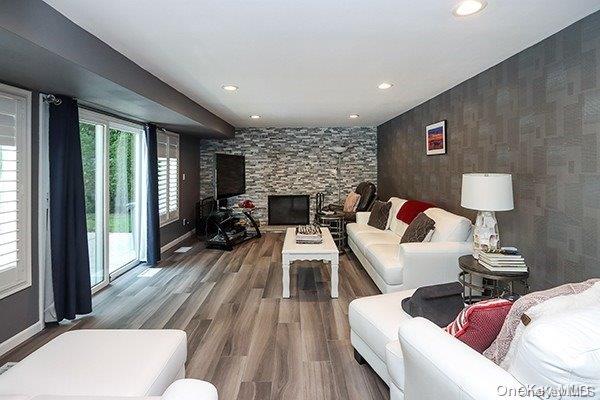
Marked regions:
[426,120,447,155]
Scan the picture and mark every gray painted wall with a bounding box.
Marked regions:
[0,91,39,344]
[160,134,201,247]
[199,127,377,225]
[377,11,600,291]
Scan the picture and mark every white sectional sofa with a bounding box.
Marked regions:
[0,330,217,400]
[347,196,473,294]
[349,290,535,400]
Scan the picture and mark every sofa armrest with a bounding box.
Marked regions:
[385,340,405,392]
[399,318,537,400]
[162,379,218,400]
[399,241,472,289]
[355,211,371,225]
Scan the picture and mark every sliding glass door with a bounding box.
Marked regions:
[80,110,143,291]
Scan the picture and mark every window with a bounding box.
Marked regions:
[79,109,144,290]
[0,84,31,300]
[157,131,179,226]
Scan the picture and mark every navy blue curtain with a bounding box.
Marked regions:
[146,124,161,265]
[49,96,92,321]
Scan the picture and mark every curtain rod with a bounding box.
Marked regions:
[42,94,62,105]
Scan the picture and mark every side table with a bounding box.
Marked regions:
[315,212,346,252]
[458,255,529,304]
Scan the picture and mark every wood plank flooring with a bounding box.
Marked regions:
[0,232,388,400]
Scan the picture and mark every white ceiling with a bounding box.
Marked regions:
[43,0,600,128]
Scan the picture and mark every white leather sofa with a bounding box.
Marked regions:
[397,318,539,400]
[0,330,217,400]
[350,290,535,400]
[349,289,415,397]
[347,197,473,294]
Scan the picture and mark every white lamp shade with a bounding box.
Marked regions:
[461,173,514,211]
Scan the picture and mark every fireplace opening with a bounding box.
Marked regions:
[268,195,310,225]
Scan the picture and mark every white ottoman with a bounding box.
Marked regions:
[0,330,187,397]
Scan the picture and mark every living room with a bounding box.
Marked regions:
[0,1,599,399]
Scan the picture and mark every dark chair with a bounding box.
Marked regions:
[324,181,377,222]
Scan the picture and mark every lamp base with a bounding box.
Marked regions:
[473,211,500,259]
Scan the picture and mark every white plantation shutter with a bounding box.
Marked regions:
[157,131,179,225]
[0,84,31,300]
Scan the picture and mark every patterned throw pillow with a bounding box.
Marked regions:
[446,298,513,353]
[367,200,392,230]
[483,278,600,365]
[400,212,435,243]
[343,191,362,212]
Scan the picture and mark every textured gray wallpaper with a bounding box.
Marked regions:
[199,127,377,224]
[377,11,600,291]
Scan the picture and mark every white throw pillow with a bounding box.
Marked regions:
[502,282,600,369]
[423,208,472,242]
[507,306,600,397]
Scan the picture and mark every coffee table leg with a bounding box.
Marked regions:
[331,256,339,298]
[282,255,290,298]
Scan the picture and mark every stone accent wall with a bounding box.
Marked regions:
[199,127,377,224]
[377,11,600,291]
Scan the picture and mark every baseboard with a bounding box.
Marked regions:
[161,230,195,253]
[0,320,43,358]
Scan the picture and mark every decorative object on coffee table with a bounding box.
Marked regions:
[295,224,322,244]
[458,255,529,304]
[282,227,339,298]
[425,120,446,155]
[461,173,514,258]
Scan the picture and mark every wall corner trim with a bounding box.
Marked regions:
[160,230,195,254]
[0,320,43,358]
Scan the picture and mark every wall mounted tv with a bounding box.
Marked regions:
[215,153,246,199]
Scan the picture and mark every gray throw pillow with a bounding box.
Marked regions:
[400,212,436,243]
[367,201,392,230]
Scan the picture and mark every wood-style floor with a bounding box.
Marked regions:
[0,232,388,400]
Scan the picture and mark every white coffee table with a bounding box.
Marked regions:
[282,227,339,298]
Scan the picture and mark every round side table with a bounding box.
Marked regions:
[458,255,529,304]
[315,213,345,253]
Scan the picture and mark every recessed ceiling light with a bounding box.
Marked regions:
[349,114,360,119]
[453,0,486,17]
[221,84,239,91]
[378,82,393,90]
[250,115,261,119]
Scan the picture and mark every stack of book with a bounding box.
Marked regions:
[296,225,323,244]
[478,249,528,273]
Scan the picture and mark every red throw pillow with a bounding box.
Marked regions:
[396,200,435,224]
[445,298,513,353]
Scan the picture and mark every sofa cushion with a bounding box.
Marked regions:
[507,307,600,390]
[364,244,404,285]
[423,208,472,242]
[0,330,187,397]
[367,200,392,230]
[387,198,407,232]
[445,298,513,353]
[346,222,381,242]
[400,212,436,243]
[349,289,416,361]
[353,231,400,254]
[343,191,361,212]
[484,279,600,366]
[397,200,435,224]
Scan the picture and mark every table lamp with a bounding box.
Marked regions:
[461,173,514,258]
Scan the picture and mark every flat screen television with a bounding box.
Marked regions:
[215,153,246,199]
